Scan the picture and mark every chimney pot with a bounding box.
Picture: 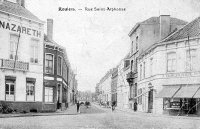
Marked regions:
[47,19,53,41]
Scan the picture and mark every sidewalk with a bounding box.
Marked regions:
[92,102,200,120]
[0,105,78,118]
[115,106,200,120]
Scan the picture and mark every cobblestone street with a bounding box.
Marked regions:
[0,104,200,129]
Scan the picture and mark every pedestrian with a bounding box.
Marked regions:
[77,101,80,113]
[111,101,116,112]
[134,102,137,111]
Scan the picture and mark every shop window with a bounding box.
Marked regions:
[26,78,35,101]
[186,49,197,71]
[57,56,62,76]
[30,39,39,63]
[10,35,19,60]
[5,77,15,101]
[45,87,53,103]
[167,52,176,72]
[45,54,54,74]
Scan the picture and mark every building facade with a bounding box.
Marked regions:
[117,55,130,109]
[126,15,187,111]
[137,17,200,115]
[98,69,113,106]
[0,0,44,112]
[43,19,75,111]
[111,67,118,104]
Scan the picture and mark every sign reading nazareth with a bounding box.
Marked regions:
[0,20,41,38]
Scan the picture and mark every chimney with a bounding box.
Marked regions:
[16,0,25,8]
[159,15,170,40]
[47,19,53,41]
[21,0,25,7]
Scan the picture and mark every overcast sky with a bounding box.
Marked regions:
[26,0,200,92]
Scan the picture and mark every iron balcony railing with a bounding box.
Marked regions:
[0,59,29,71]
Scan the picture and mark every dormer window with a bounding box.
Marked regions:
[136,36,138,50]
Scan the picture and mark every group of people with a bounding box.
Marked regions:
[76,101,91,113]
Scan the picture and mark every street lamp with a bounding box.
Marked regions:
[148,82,156,93]
[148,82,153,90]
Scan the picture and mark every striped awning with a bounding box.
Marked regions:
[174,85,200,98]
[156,86,181,98]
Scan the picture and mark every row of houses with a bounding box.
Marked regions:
[96,15,200,116]
[0,0,78,112]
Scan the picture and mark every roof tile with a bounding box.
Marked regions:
[163,17,200,42]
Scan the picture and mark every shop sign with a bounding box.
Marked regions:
[0,20,41,38]
[165,71,200,78]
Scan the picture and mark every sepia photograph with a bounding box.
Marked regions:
[0,0,200,128]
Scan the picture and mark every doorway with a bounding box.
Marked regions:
[148,89,153,113]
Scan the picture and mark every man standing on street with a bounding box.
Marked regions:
[77,101,80,113]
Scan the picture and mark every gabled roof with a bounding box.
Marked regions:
[0,1,42,23]
[163,17,200,42]
[128,16,187,37]
[141,17,187,25]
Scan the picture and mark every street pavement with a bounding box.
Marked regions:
[0,103,200,129]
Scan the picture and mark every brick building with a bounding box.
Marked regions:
[43,19,75,111]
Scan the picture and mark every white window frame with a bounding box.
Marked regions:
[45,53,54,74]
[30,39,39,64]
[45,87,53,103]
[5,81,15,101]
[186,49,197,71]
[10,34,19,60]
[149,58,153,76]
[57,56,63,76]
[26,81,35,102]
[167,52,176,72]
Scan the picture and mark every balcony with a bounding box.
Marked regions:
[126,71,135,84]
[0,59,29,72]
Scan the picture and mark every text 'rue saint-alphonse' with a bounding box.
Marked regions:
[58,7,126,12]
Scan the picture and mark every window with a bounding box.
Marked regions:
[26,79,35,101]
[131,60,133,71]
[167,52,176,72]
[45,54,54,74]
[136,36,138,50]
[131,41,134,54]
[140,64,142,80]
[5,79,15,101]
[45,87,53,103]
[150,58,153,76]
[10,35,19,60]
[186,49,197,71]
[57,56,62,75]
[138,88,142,104]
[30,40,39,63]
[124,60,130,68]
[143,62,145,78]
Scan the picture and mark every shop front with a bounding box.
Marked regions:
[157,84,200,116]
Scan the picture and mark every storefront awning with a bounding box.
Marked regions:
[192,87,200,98]
[156,86,181,98]
[173,85,200,98]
